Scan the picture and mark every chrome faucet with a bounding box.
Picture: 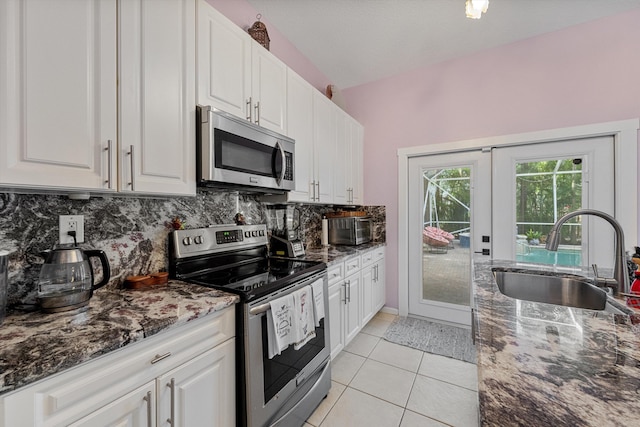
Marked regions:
[545,209,630,296]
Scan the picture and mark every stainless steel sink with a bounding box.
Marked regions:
[492,268,608,311]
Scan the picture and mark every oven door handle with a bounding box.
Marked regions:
[249,303,271,315]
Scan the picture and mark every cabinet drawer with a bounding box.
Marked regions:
[344,255,361,276]
[361,250,375,267]
[327,263,344,286]
[2,307,235,427]
[362,247,385,267]
[372,247,385,262]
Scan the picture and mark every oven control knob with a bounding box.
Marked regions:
[182,236,193,246]
[194,235,203,244]
[259,229,265,236]
[251,230,257,237]
[244,231,251,238]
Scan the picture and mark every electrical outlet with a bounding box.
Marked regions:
[59,215,85,245]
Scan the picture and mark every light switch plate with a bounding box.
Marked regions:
[59,215,85,244]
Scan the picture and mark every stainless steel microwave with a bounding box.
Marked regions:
[196,105,295,192]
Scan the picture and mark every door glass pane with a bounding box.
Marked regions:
[422,167,471,305]
[515,158,582,266]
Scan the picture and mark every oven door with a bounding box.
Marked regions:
[244,271,331,427]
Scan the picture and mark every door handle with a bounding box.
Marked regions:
[474,249,490,256]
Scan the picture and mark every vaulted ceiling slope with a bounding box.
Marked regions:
[246,0,640,89]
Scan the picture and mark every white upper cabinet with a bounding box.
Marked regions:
[119,0,196,195]
[197,0,251,120]
[348,116,364,205]
[0,0,196,196]
[0,0,117,192]
[251,44,287,133]
[286,69,315,202]
[313,91,336,203]
[333,110,349,205]
[197,1,286,134]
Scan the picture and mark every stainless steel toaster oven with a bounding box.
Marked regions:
[328,217,372,245]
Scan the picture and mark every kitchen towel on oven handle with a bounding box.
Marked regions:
[311,278,325,327]
[267,294,295,359]
[292,285,316,351]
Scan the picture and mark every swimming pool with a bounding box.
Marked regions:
[516,247,581,266]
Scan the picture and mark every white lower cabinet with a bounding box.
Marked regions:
[361,247,386,325]
[156,340,235,427]
[68,381,156,427]
[328,255,361,360]
[328,248,386,360]
[1,307,235,427]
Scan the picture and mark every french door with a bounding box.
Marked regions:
[407,150,491,325]
[407,137,614,325]
[492,136,615,268]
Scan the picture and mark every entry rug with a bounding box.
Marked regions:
[383,317,477,364]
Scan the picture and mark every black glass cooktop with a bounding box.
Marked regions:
[186,257,326,301]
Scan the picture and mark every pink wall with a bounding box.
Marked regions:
[206,0,330,92]
[343,9,640,310]
[205,0,639,311]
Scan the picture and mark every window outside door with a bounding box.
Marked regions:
[408,150,491,325]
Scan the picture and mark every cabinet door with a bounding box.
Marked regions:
[373,257,386,312]
[344,273,361,344]
[349,119,364,205]
[197,0,252,119]
[157,339,235,427]
[286,70,314,202]
[313,92,336,203]
[328,282,345,359]
[119,0,196,195]
[68,381,156,427]
[0,0,117,191]
[361,265,374,325]
[251,44,287,134]
[333,110,349,205]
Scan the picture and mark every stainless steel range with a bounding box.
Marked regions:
[169,224,331,427]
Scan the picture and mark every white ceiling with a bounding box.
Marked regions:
[246,0,640,89]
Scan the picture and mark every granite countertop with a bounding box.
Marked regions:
[0,281,238,396]
[474,260,640,426]
[302,242,386,265]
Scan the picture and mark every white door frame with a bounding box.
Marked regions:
[397,119,639,317]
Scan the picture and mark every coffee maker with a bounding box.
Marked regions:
[266,205,305,257]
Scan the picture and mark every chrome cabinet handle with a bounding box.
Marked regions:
[143,391,152,427]
[346,279,351,303]
[167,378,176,426]
[254,101,260,124]
[246,97,252,121]
[341,283,347,304]
[150,352,172,364]
[104,140,113,188]
[316,182,320,201]
[128,145,135,191]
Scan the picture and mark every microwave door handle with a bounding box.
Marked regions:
[274,141,285,185]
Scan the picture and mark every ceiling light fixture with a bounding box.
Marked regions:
[466,0,489,19]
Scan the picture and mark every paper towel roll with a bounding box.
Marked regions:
[321,218,329,246]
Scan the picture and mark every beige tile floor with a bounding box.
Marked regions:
[305,312,479,427]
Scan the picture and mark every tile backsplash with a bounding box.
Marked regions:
[0,190,384,308]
